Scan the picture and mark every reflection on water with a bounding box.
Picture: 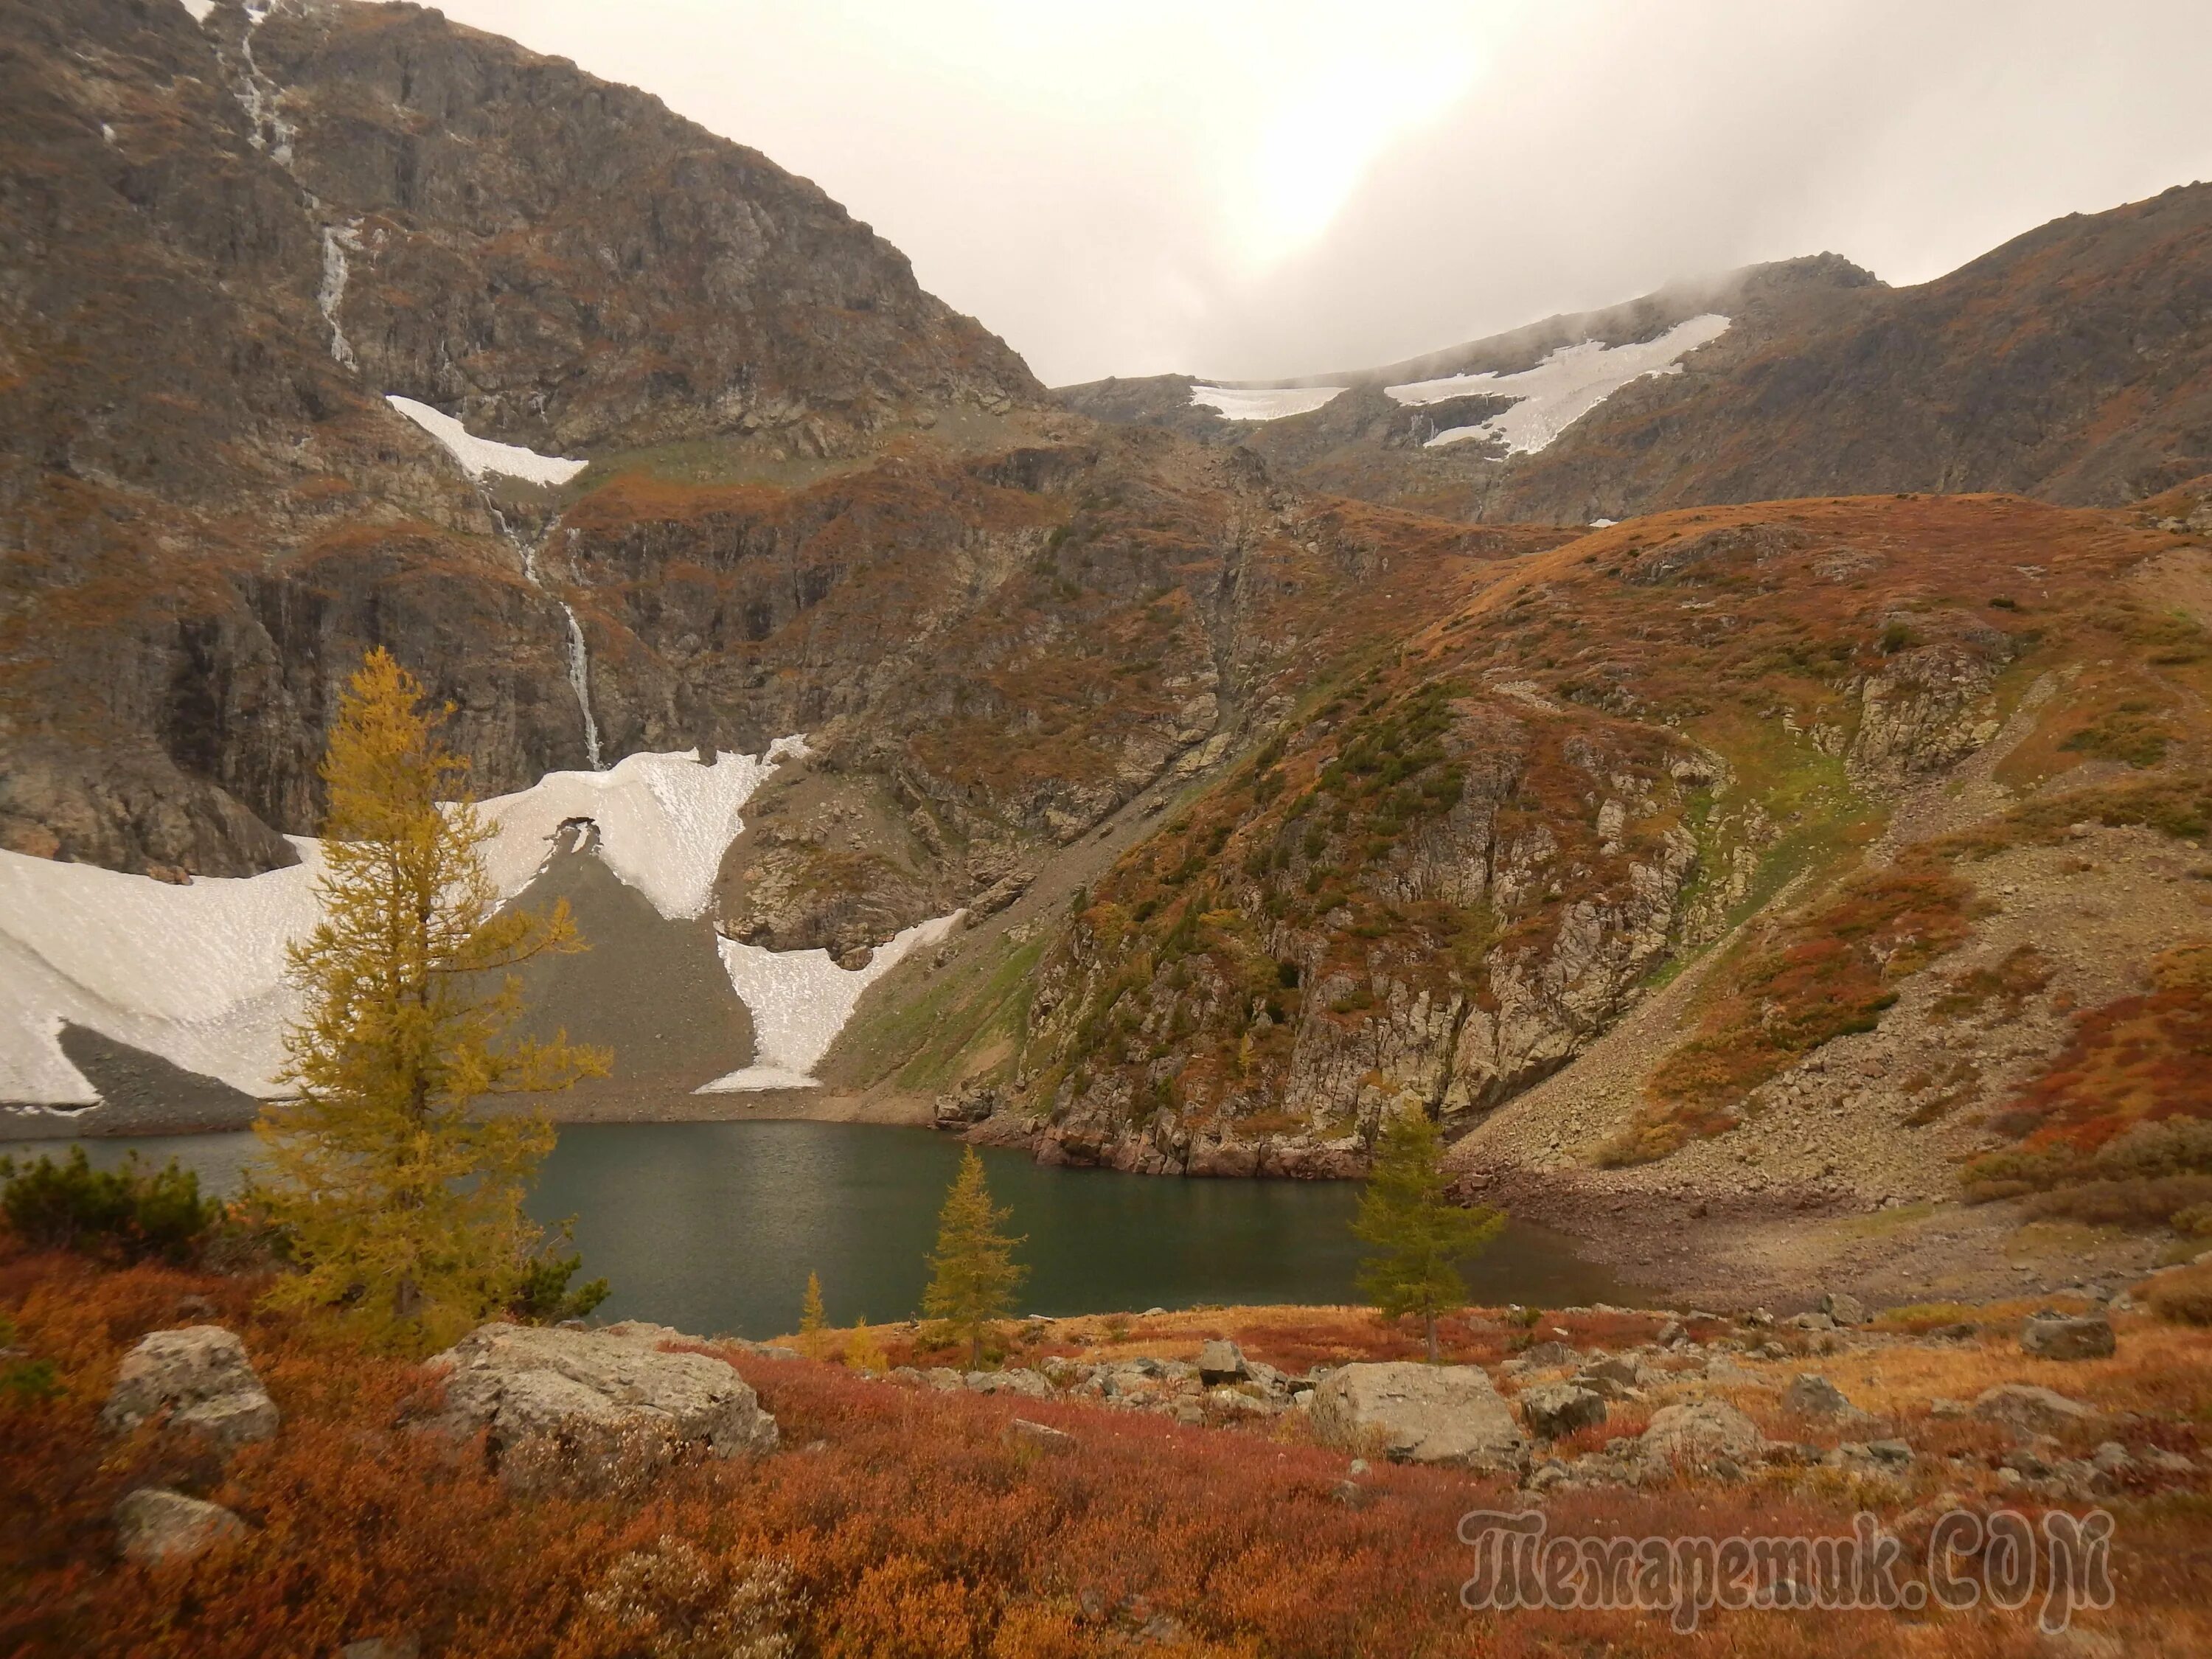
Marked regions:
[9,1120,1630,1338]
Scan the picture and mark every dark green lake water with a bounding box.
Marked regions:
[5,1120,1629,1338]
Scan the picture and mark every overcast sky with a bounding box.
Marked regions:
[434,0,2212,386]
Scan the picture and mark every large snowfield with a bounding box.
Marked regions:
[386,396,590,488]
[0,742,948,1107]
[1387,313,1732,454]
[1186,383,1347,421]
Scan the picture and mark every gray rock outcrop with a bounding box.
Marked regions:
[1972,1383,2101,1436]
[425,1321,779,1461]
[101,1326,278,1451]
[2019,1312,2115,1361]
[1310,1362,1528,1470]
[114,1487,248,1564]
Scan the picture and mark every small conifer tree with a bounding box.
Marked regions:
[921,1148,1026,1368]
[844,1315,888,1374]
[799,1270,828,1359]
[1354,1109,1503,1363]
[255,649,610,1348]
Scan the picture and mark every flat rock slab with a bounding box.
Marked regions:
[101,1326,278,1452]
[426,1321,778,1458]
[1311,1362,1528,1471]
[2020,1312,2115,1361]
[114,1487,248,1564]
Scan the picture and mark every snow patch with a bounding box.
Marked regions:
[1,745,804,1103]
[386,396,589,488]
[178,0,216,24]
[1189,383,1345,422]
[474,748,786,922]
[1388,314,1731,456]
[698,914,963,1093]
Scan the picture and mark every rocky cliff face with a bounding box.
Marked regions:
[0,0,1035,877]
[1012,682,1705,1175]
[886,486,2209,1183]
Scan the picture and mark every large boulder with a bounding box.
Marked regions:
[114,1487,248,1564]
[1310,1363,1528,1471]
[101,1326,278,1452]
[1520,1382,1607,1441]
[425,1322,778,1462]
[1971,1383,2101,1436]
[1638,1400,1767,1469]
[2020,1312,2115,1361]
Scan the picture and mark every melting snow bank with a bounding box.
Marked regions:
[1188,383,1346,422]
[0,744,807,1105]
[0,844,326,1105]
[1388,313,1731,455]
[697,915,964,1093]
[386,396,589,488]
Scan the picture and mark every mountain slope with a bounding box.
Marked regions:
[832,479,2212,1217]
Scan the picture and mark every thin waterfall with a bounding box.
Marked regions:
[492,509,604,770]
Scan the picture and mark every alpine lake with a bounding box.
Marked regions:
[5,1119,1632,1338]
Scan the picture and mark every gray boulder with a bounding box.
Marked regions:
[967,1368,1051,1399]
[425,1321,778,1459]
[2020,1312,2115,1361]
[1520,1382,1607,1441]
[114,1487,248,1564]
[1819,1292,1867,1326]
[340,1638,421,1659]
[1310,1362,1528,1471]
[1971,1383,2101,1436]
[1638,1400,1767,1468]
[101,1326,278,1452]
[1783,1373,1865,1419]
[1196,1339,1248,1386]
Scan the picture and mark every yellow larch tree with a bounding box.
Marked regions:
[254,648,610,1347]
